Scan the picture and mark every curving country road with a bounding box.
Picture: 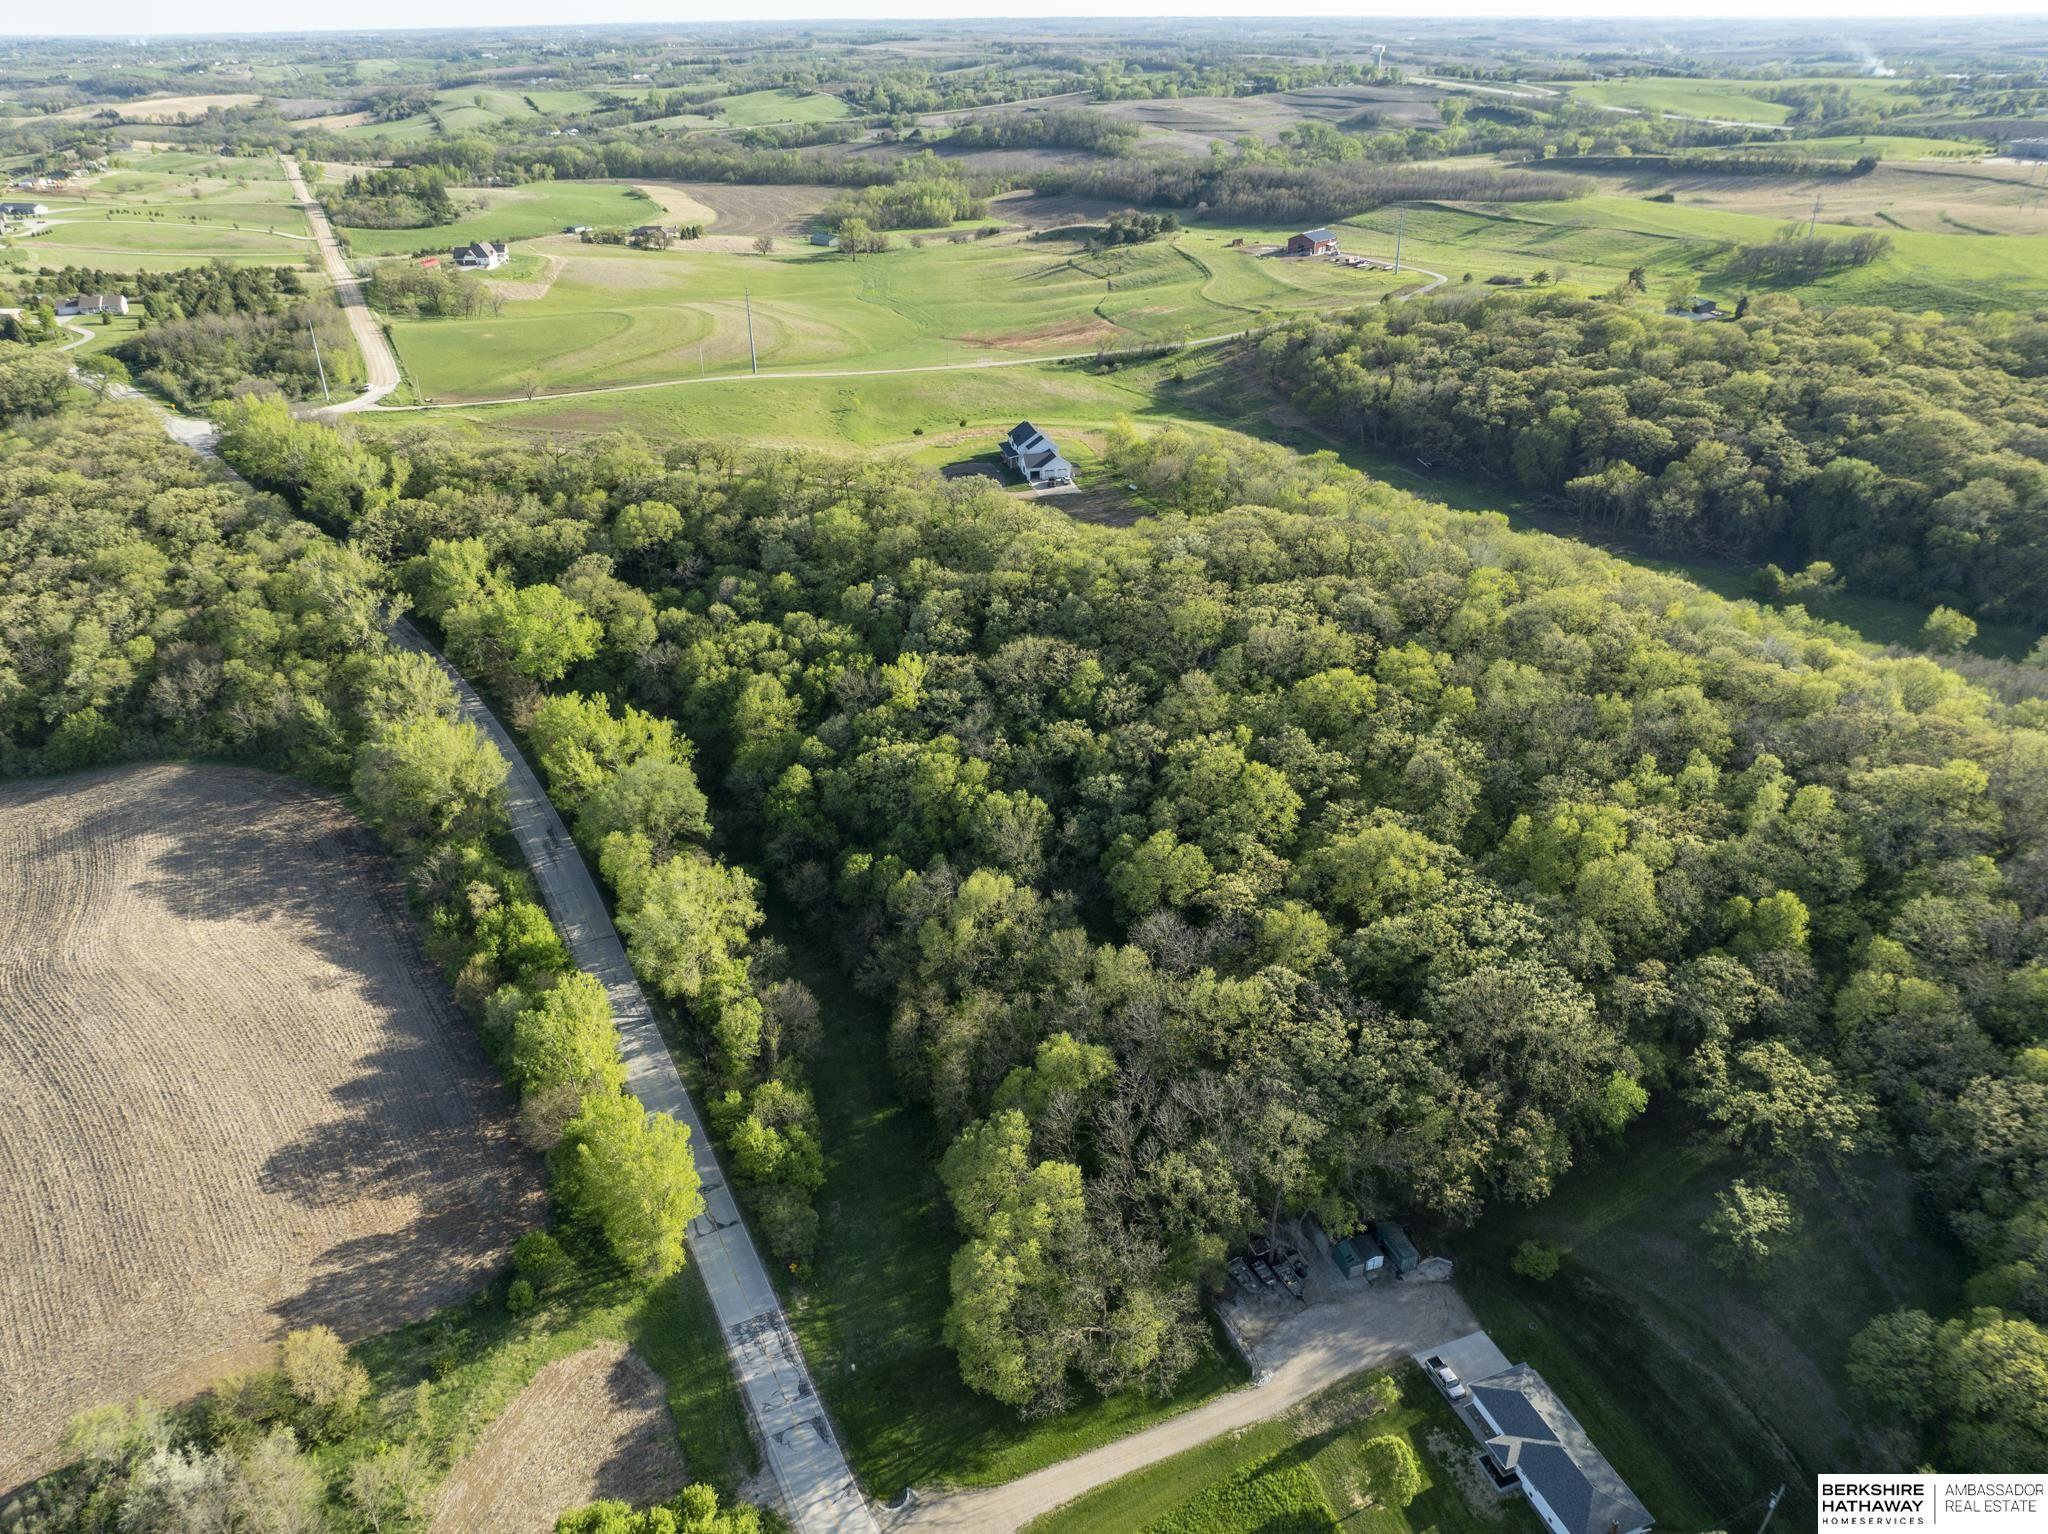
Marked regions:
[112,366,876,1530]
[390,620,880,1534]
[281,155,401,413]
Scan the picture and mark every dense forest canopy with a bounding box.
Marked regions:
[202,399,2048,1465]
[1260,292,2048,626]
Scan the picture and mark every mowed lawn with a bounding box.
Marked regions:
[1454,1119,1967,1530]
[336,182,660,255]
[1025,1366,1547,1534]
[388,228,1403,400]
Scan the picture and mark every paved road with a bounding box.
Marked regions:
[895,1277,1476,1533]
[388,623,878,1534]
[281,156,401,413]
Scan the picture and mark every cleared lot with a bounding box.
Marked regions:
[0,764,542,1491]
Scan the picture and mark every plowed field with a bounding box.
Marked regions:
[0,764,542,1491]
[429,1343,685,1534]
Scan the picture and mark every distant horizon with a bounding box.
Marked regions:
[8,4,2048,42]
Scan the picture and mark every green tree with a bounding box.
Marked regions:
[278,1325,368,1440]
[444,584,602,686]
[1922,605,1978,654]
[1511,1240,1562,1281]
[352,715,507,850]
[557,1091,704,1280]
[510,971,626,1097]
[1701,1179,1801,1271]
[1358,1434,1424,1510]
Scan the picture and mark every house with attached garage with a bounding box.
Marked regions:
[58,293,128,317]
[1468,1365,1654,1534]
[452,240,508,270]
[0,201,50,218]
[999,421,1074,487]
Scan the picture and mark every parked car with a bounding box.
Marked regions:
[1425,1354,1470,1402]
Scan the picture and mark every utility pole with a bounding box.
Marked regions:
[1807,193,1822,237]
[744,287,757,375]
[1757,1485,1786,1534]
[1394,205,1405,274]
[306,316,329,402]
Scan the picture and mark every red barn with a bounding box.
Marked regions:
[1286,228,1339,257]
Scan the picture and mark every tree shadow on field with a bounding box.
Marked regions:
[126,762,544,1334]
[588,1347,688,1506]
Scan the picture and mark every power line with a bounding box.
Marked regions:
[306,316,329,403]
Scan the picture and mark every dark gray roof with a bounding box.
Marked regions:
[1472,1365,1652,1534]
[1006,420,1043,447]
[1300,227,1338,243]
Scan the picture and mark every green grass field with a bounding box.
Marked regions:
[1557,75,1921,126]
[1,149,315,272]
[1025,1366,1546,1534]
[338,112,440,145]
[711,86,851,126]
[756,900,1248,1496]
[1712,133,1989,160]
[1453,1117,1968,1529]
[335,182,660,255]
[1341,195,2048,311]
[384,227,1402,400]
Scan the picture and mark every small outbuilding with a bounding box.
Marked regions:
[1368,1219,1420,1275]
[1286,227,1340,257]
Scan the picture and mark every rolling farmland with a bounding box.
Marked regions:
[0,764,542,1491]
[388,215,1405,401]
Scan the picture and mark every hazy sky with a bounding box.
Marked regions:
[11,2,2048,40]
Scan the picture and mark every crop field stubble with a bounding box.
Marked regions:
[0,764,543,1493]
[428,1342,686,1534]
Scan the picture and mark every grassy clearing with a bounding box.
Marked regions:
[1556,75,1920,126]
[339,1225,757,1498]
[1,150,314,272]
[384,226,1400,400]
[338,113,439,146]
[711,87,851,126]
[336,182,659,255]
[757,900,1247,1496]
[1453,1116,1968,1529]
[1026,1366,1545,1534]
[1714,133,1989,160]
[1556,77,1800,124]
[1349,195,2048,311]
